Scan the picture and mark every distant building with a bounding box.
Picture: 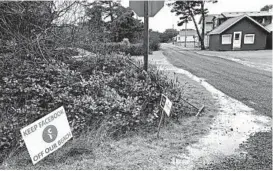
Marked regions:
[208,15,271,51]
[175,29,199,47]
[199,11,273,48]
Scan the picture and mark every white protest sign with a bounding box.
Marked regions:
[160,94,172,117]
[20,106,72,165]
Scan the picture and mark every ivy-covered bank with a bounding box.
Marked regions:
[0,50,194,164]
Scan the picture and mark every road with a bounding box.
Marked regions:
[161,44,272,116]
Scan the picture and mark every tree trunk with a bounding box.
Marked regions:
[201,1,205,50]
[190,12,204,50]
[108,1,114,22]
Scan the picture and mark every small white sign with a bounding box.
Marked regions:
[20,106,73,165]
[160,94,172,117]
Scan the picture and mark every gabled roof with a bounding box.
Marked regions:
[265,23,272,31]
[208,14,271,35]
[199,11,273,25]
[220,11,273,18]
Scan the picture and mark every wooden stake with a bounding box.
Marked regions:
[157,109,165,138]
[196,105,205,117]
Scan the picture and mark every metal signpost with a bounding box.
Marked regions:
[129,0,164,71]
[20,106,72,165]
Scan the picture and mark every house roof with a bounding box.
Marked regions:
[219,11,273,18]
[199,11,273,24]
[178,29,198,36]
[208,14,271,35]
[265,23,272,31]
[198,14,222,24]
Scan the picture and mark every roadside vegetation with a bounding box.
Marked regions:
[0,0,194,166]
[1,1,270,169]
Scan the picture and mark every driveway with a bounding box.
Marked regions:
[161,43,272,116]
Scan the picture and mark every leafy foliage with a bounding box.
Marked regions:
[0,49,193,163]
[160,29,179,43]
[0,0,188,165]
[0,1,55,40]
[149,31,161,51]
[168,0,217,50]
[82,1,144,43]
[260,4,273,11]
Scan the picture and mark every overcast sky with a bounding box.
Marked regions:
[121,0,273,32]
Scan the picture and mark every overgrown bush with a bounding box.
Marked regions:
[0,50,192,163]
[79,42,144,56]
[149,32,161,51]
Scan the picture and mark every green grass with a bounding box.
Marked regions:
[1,116,217,169]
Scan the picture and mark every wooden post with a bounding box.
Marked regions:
[157,109,165,138]
[184,21,187,47]
[143,0,149,71]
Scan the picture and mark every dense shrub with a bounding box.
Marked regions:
[149,31,161,51]
[0,50,192,163]
[79,42,144,56]
[127,43,143,56]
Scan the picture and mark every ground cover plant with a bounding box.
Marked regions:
[0,46,194,165]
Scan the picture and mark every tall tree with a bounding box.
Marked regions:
[260,4,273,11]
[0,1,55,40]
[169,0,217,50]
[110,7,143,42]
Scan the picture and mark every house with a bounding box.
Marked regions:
[208,14,271,51]
[198,14,222,47]
[199,14,223,34]
[214,11,272,27]
[199,11,273,48]
[175,29,199,47]
[265,23,272,49]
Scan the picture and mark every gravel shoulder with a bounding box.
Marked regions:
[162,44,272,117]
[146,50,271,169]
[159,45,272,169]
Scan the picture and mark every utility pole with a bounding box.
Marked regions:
[201,0,205,50]
[143,0,149,71]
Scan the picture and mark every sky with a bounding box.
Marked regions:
[120,0,273,32]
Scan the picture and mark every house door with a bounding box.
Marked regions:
[232,31,242,50]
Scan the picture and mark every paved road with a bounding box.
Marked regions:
[161,44,272,116]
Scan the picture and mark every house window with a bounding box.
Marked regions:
[244,34,255,44]
[178,37,180,41]
[234,33,240,40]
[221,34,232,44]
